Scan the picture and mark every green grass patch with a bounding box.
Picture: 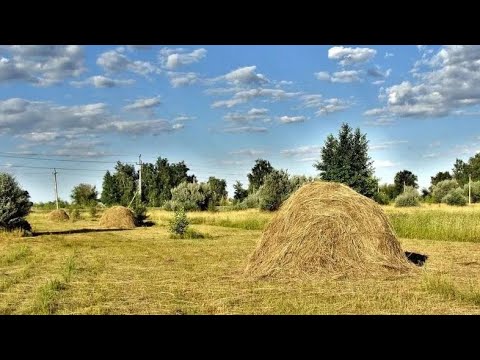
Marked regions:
[33,278,66,314]
[169,228,210,239]
[0,245,31,266]
[388,211,480,242]
[188,216,268,230]
[424,275,480,306]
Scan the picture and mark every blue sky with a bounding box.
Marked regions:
[1,45,479,202]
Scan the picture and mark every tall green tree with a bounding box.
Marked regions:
[113,162,137,206]
[452,159,470,186]
[430,171,452,187]
[0,173,32,232]
[314,123,376,197]
[247,159,274,193]
[207,176,227,205]
[71,183,98,206]
[101,171,120,206]
[393,170,418,198]
[233,181,248,202]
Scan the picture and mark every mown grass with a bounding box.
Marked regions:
[424,275,480,306]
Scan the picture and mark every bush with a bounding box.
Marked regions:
[89,205,97,219]
[431,180,459,203]
[442,188,467,206]
[0,173,33,233]
[463,181,480,203]
[395,186,420,207]
[258,169,291,211]
[69,208,81,221]
[242,191,261,209]
[169,208,189,236]
[170,182,205,211]
[132,202,148,226]
[373,191,390,205]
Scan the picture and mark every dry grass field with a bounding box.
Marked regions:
[1,206,479,314]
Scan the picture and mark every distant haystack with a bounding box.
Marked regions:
[245,181,411,278]
[99,206,136,229]
[48,209,70,221]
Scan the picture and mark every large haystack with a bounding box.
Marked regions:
[99,206,136,229]
[48,209,70,221]
[245,181,411,278]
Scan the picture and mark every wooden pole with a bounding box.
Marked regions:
[53,168,59,210]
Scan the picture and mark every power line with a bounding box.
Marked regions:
[1,164,110,172]
[0,153,134,164]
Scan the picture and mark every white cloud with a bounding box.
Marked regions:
[124,96,161,111]
[212,88,299,108]
[71,75,135,88]
[281,145,322,157]
[374,160,397,168]
[167,72,199,87]
[328,46,377,66]
[224,108,269,122]
[278,115,306,124]
[364,117,396,126]
[385,52,394,58]
[370,140,408,150]
[222,126,268,133]
[97,49,158,76]
[221,66,269,86]
[314,71,331,81]
[301,94,351,116]
[0,98,182,141]
[159,48,207,69]
[0,45,85,86]
[229,149,266,156]
[315,70,362,83]
[174,115,196,122]
[371,46,480,118]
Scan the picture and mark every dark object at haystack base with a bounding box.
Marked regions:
[245,181,412,278]
[405,251,428,266]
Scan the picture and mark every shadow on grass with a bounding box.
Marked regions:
[33,228,133,236]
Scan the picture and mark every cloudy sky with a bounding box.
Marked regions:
[1,45,479,202]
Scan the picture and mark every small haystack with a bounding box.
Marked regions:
[245,181,412,278]
[99,206,136,229]
[48,209,70,221]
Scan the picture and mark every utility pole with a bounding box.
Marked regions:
[469,174,472,205]
[53,168,59,210]
[136,154,142,203]
[403,181,406,193]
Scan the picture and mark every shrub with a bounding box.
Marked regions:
[170,182,205,211]
[463,181,480,203]
[89,205,97,219]
[431,179,459,203]
[258,169,291,211]
[373,191,390,205]
[169,208,189,236]
[69,208,81,221]
[242,190,261,209]
[442,188,467,206]
[0,173,33,233]
[395,186,420,207]
[132,202,148,226]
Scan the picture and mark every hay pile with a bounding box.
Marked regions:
[48,209,70,221]
[245,181,411,278]
[99,206,136,229]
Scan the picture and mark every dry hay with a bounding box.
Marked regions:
[99,206,136,229]
[245,181,412,278]
[47,209,70,221]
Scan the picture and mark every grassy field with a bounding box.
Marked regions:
[1,206,479,314]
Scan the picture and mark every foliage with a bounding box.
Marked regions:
[207,177,227,206]
[463,181,480,203]
[233,181,248,203]
[431,179,459,203]
[34,200,70,210]
[71,183,98,207]
[0,173,33,233]
[258,170,291,211]
[394,186,420,207]
[393,170,418,199]
[442,188,467,206]
[247,159,274,193]
[69,208,81,221]
[373,191,390,205]
[100,171,120,206]
[169,208,189,236]
[314,123,376,198]
[431,171,452,186]
[289,175,314,193]
[379,184,397,201]
[132,201,148,226]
